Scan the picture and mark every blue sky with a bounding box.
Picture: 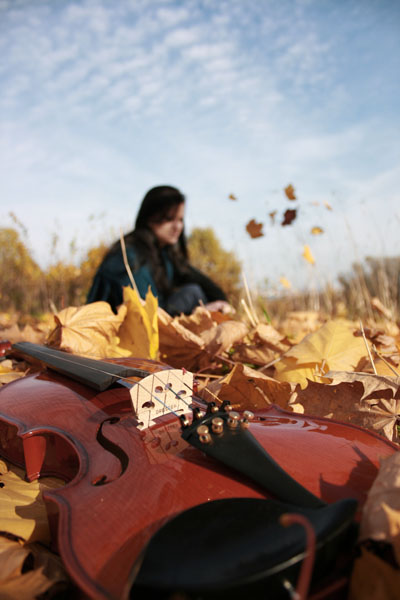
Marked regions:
[1,0,399,293]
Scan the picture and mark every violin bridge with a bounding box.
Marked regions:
[130,369,194,429]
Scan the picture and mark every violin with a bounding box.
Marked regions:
[0,341,397,599]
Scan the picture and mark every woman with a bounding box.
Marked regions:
[87,185,231,315]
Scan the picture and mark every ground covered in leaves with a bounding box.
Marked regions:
[0,289,400,598]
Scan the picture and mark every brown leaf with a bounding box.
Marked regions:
[232,343,276,366]
[228,193,237,201]
[284,184,296,200]
[359,452,400,543]
[269,210,277,224]
[253,323,292,353]
[246,219,264,238]
[349,547,400,600]
[202,363,295,412]
[326,371,400,401]
[281,209,297,226]
[324,201,332,210]
[174,306,216,336]
[158,310,207,371]
[202,320,249,357]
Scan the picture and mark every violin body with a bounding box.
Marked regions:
[0,354,398,599]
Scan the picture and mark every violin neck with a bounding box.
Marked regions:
[12,342,151,392]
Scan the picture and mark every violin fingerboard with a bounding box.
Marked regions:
[130,369,194,429]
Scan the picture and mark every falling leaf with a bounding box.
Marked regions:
[274,320,369,388]
[47,301,129,358]
[311,226,324,235]
[284,184,296,200]
[269,210,277,224]
[302,244,315,265]
[118,286,159,359]
[228,193,237,201]
[246,219,264,238]
[280,276,291,289]
[281,209,297,226]
[324,201,332,210]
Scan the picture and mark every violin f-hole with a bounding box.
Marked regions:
[92,417,130,486]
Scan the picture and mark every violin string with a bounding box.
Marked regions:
[20,346,213,417]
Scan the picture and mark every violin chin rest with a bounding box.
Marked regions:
[131,496,358,599]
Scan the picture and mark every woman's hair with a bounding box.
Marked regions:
[111,185,189,294]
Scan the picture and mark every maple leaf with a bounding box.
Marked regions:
[326,371,400,401]
[118,286,159,360]
[284,184,296,200]
[274,320,369,388]
[311,226,324,235]
[47,302,129,358]
[281,209,297,226]
[228,193,237,200]
[0,359,27,385]
[201,320,248,357]
[324,201,332,210]
[245,219,264,238]
[202,362,295,412]
[302,244,315,265]
[269,210,277,224]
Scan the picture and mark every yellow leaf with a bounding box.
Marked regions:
[0,360,26,385]
[279,276,291,289]
[46,301,129,358]
[311,226,324,235]
[302,244,315,265]
[118,286,159,360]
[0,536,67,599]
[0,460,63,544]
[274,320,368,388]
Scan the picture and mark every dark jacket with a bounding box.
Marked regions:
[86,243,226,314]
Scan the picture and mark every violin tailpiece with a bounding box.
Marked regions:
[181,403,326,509]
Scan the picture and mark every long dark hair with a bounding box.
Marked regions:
[111,186,190,294]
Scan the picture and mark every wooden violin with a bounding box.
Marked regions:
[0,342,397,599]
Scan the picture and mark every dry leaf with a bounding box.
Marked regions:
[284,184,296,200]
[202,363,295,412]
[245,219,264,238]
[174,306,216,336]
[0,459,63,544]
[311,226,324,235]
[231,343,276,366]
[281,209,297,226]
[324,201,332,210]
[118,286,159,359]
[47,301,129,358]
[360,452,400,543]
[228,193,237,201]
[158,310,207,371]
[0,360,27,385]
[302,244,315,265]
[269,210,277,224]
[349,547,400,600]
[202,320,248,356]
[326,371,400,401]
[274,320,369,388]
[252,322,292,353]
